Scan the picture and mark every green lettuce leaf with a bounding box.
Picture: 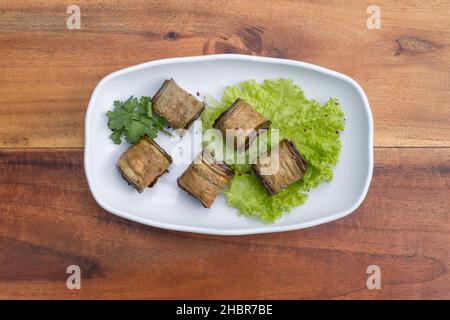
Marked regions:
[201,79,345,223]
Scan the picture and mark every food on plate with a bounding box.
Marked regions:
[117,137,172,193]
[106,95,167,144]
[177,151,234,208]
[212,98,271,151]
[202,79,345,223]
[152,78,205,129]
[252,139,307,195]
[106,77,345,223]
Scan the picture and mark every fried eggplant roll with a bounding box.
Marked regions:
[152,78,205,129]
[252,139,307,196]
[177,151,234,208]
[212,98,271,151]
[117,137,172,193]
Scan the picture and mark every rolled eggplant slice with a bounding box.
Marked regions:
[117,137,172,193]
[152,78,205,129]
[177,151,234,208]
[212,98,271,151]
[252,139,307,196]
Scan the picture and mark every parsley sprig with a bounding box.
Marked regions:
[106,96,168,144]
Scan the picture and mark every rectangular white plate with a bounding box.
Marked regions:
[84,54,373,235]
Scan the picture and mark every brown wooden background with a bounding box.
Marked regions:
[0,0,449,299]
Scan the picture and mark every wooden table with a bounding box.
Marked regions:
[1,0,449,299]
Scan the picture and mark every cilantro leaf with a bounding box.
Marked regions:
[106,95,168,144]
[110,128,124,144]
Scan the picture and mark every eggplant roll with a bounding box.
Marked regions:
[252,139,307,196]
[117,137,172,193]
[152,78,205,129]
[212,98,271,151]
[177,151,234,208]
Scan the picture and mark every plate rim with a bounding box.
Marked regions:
[84,54,374,235]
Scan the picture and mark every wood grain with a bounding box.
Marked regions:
[1,0,449,300]
[0,148,449,299]
[0,0,449,148]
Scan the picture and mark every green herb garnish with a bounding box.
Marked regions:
[106,96,168,144]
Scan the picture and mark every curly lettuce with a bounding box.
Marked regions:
[201,79,345,223]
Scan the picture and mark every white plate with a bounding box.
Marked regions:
[84,54,373,235]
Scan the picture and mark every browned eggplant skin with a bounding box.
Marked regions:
[212,98,241,128]
[177,151,234,208]
[183,103,205,130]
[152,79,171,105]
[252,139,307,196]
[212,98,271,151]
[284,140,308,175]
[117,137,172,193]
[152,78,205,129]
